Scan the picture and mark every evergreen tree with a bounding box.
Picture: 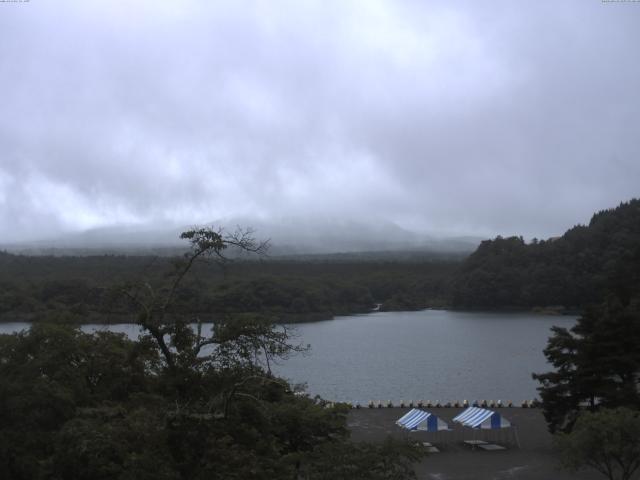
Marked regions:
[533,295,640,433]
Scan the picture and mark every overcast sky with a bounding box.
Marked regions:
[1,0,639,243]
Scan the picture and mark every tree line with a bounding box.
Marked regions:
[0,227,423,480]
[2,199,640,479]
[522,200,640,480]
[452,199,640,310]
[0,249,457,324]
[2,199,639,323]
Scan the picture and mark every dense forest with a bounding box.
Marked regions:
[0,249,458,324]
[2,202,640,479]
[0,228,423,479]
[1,199,639,324]
[527,203,640,479]
[452,199,640,310]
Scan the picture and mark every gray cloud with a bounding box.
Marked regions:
[1,0,639,243]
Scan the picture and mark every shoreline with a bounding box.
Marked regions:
[0,306,579,326]
[348,408,600,479]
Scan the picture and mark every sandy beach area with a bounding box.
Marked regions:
[348,407,603,479]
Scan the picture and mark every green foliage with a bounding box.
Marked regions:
[0,324,160,480]
[0,322,420,479]
[453,199,640,308]
[300,438,425,480]
[533,295,640,433]
[54,407,179,480]
[0,227,422,479]
[0,251,458,323]
[556,408,640,480]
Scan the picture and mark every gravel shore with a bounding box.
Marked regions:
[348,407,602,479]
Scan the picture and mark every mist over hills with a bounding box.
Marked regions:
[1,216,483,257]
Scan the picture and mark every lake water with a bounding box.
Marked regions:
[0,310,575,403]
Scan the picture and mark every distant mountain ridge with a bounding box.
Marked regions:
[2,216,483,257]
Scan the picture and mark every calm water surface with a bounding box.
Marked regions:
[273,310,576,403]
[0,310,575,403]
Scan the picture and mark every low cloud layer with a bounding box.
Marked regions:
[1,0,639,243]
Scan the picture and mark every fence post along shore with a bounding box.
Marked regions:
[355,399,537,410]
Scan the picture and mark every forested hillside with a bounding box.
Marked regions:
[0,251,457,324]
[452,199,640,309]
[3,199,638,321]
[0,229,423,479]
